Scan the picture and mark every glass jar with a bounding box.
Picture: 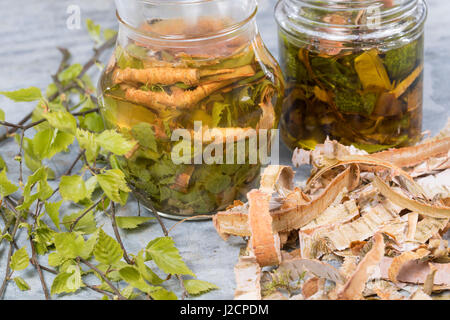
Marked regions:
[275,0,427,152]
[98,0,284,219]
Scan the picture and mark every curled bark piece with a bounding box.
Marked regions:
[302,277,321,299]
[325,204,397,251]
[371,137,450,168]
[113,67,200,86]
[234,255,262,300]
[213,165,360,238]
[388,249,430,283]
[257,86,276,131]
[409,289,432,300]
[414,217,449,243]
[406,212,419,241]
[415,169,450,200]
[170,166,195,193]
[373,175,450,218]
[259,165,295,194]
[391,64,424,98]
[278,257,344,284]
[124,80,232,109]
[380,256,450,286]
[272,165,360,232]
[248,190,282,267]
[292,148,312,167]
[301,200,359,231]
[423,263,438,295]
[338,233,385,300]
[200,65,255,84]
[307,155,414,189]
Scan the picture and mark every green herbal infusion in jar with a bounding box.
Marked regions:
[98,0,283,218]
[275,0,427,152]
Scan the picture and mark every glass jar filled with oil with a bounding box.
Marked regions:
[275,0,427,153]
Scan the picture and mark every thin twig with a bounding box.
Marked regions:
[79,257,125,300]
[17,130,25,185]
[145,201,188,300]
[0,36,115,143]
[69,197,104,232]
[0,210,21,298]
[84,283,114,299]
[110,202,133,265]
[168,215,213,234]
[29,238,50,300]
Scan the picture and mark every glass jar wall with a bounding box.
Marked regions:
[275,0,427,153]
[98,0,284,218]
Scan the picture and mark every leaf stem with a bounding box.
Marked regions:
[110,202,133,265]
[69,197,104,232]
[78,257,126,300]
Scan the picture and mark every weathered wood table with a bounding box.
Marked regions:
[0,0,448,299]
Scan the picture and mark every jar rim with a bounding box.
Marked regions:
[275,0,428,47]
[115,0,258,44]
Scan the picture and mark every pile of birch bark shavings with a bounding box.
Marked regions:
[213,119,450,300]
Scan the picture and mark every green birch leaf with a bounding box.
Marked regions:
[205,173,231,194]
[51,266,82,295]
[131,123,157,152]
[103,29,118,41]
[48,131,75,158]
[115,216,154,229]
[13,277,30,291]
[51,273,71,295]
[31,129,54,160]
[93,229,123,265]
[61,211,97,235]
[45,201,62,231]
[0,170,18,197]
[59,175,88,203]
[183,279,219,296]
[95,130,137,156]
[79,229,99,260]
[118,266,156,294]
[211,102,227,127]
[46,83,58,98]
[82,112,104,133]
[48,252,66,267]
[97,169,130,204]
[0,155,6,171]
[19,166,53,209]
[0,87,42,102]
[58,64,83,83]
[43,111,77,134]
[86,19,101,43]
[54,232,84,259]
[121,285,139,300]
[10,247,30,271]
[0,108,4,121]
[146,237,195,276]
[76,128,99,162]
[65,265,82,292]
[135,250,164,285]
[149,287,178,300]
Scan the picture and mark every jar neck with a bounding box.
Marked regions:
[275,0,427,50]
[115,0,258,50]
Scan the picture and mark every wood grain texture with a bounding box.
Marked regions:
[0,0,448,300]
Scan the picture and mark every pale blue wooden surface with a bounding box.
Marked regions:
[0,0,448,300]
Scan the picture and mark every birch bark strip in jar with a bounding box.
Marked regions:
[98,0,284,219]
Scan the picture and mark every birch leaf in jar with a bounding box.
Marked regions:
[276,0,427,153]
[98,13,284,218]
